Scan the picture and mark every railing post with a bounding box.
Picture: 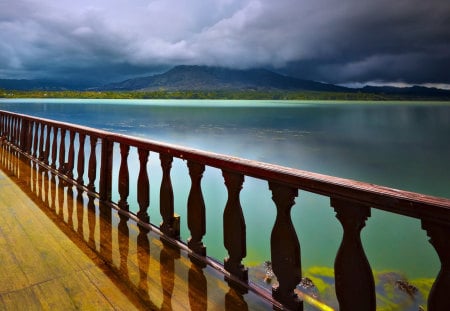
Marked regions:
[137,148,150,223]
[159,154,180,239]
[222,170,247,283]
[269,181,302,311]
[331,198,375,311]
[99,138,113,201]
[421,220,450,311]
[187,161,206,256]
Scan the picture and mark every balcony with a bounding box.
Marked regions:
[1,110,450,310]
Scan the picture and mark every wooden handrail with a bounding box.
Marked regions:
[1,109,449,311]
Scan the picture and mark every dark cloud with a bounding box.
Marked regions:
[0,0,449,87]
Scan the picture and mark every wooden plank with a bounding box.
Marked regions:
[0,171,148,310]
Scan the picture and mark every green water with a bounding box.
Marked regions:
[1,99,449,282]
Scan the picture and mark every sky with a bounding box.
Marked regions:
[1,0,449,88]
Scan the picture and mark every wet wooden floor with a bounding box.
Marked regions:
[0,145,274,310]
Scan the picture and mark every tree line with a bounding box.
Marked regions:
[0,89,445,101]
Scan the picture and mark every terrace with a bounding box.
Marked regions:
[1,109,450,310]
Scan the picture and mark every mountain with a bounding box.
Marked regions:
[1,65,449,99]
[100,65,349,92]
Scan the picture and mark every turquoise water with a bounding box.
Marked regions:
[1,99,449,281]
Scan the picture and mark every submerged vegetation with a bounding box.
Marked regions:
[1,89,448,101]
[250,264,433,311]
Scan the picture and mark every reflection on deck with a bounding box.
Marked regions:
[0,144,273,310]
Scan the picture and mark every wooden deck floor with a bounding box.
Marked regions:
[0,146,274,310]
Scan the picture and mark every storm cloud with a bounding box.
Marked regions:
[1,0,449,86]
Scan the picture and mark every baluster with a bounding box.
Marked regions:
[331,198,375,311]
[421,220,450,311]
[44,124,51,164]
[39,122,45,160]
[99,139,113,201]
[8,116,11,141]
[33,122,39,157]
[18,118,23,147]
[8,116,12,142]
[0,114,3,137]
[222,170,247,283]
[2,114,5,137]
[160,154,180,238]
[17,118,22,146]
[66,131,75,179]
[51,127,58,169]
[13,117,18,145]
[76,133,86,184]
[187,161,206,256]
[4,116,8,140]
[22,119,27,150]
[9,117,14,142]
[137,148,150,223]
[118,143,130,211]
[3,115,6,138]
[5,115,8,140]
[58,128,66,173]
[269,182,302,311]
[12,117,16,144]
[26,120,33,154]
[19,119,27,151]
[87,136,97,191]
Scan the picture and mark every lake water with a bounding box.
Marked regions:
[1,99,449,287]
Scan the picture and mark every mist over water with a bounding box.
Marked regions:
[1,99,449,280]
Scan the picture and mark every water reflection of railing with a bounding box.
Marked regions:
[0,138,274,310]
[1,109,450,311]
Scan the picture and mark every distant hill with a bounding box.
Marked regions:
[361,85,450,97]
[1,65,449,99]
[99,65,349,92]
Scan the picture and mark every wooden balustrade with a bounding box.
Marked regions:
[1,109,450,311]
